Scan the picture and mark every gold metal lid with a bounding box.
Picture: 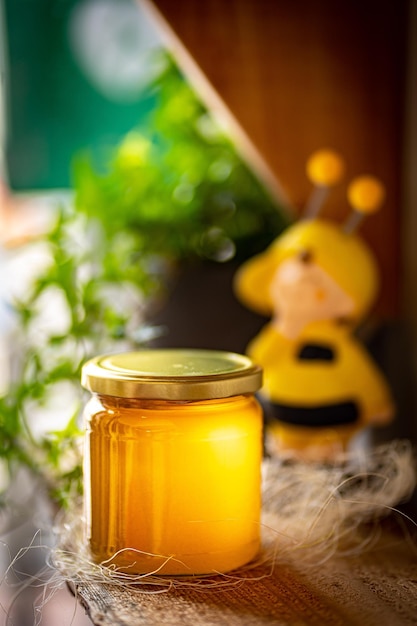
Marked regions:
[81,349,262,400]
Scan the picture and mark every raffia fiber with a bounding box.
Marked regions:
[54,440,417,626]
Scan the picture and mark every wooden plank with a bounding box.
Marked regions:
[147,0,409,317]
[72,526,417,626]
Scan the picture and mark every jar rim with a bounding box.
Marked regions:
[81,349,262,400]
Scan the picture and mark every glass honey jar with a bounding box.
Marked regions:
[81,349,263,575]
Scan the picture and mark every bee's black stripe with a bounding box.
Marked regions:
[266,400,359,427]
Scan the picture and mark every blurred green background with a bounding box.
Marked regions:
[3,0,162,190]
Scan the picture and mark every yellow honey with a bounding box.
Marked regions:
[81,349,263,575]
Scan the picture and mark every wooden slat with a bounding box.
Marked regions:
[147,0,409,316]
[73,525,417,626]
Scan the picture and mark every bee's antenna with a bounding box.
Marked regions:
[304,149,345,218]
[344,176,385,234]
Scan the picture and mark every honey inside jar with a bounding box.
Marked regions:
[81,349,263,575]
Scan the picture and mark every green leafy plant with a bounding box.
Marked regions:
[74,57,286,264]
[0,55,287,509]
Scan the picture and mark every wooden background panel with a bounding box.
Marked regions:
[149,0,409,317]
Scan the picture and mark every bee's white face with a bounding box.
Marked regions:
[269,253,355,338]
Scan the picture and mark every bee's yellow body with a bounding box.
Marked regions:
[235,217,394,460]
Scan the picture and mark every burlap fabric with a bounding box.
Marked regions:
[72,525,417,626]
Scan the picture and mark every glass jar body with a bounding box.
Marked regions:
[84,393,263,575]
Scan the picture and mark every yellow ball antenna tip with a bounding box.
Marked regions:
[347,176,386,214]
[306,149,345,187]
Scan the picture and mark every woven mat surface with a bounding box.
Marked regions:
[72,528,417,626]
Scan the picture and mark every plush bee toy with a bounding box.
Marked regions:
[234,150,395,461]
